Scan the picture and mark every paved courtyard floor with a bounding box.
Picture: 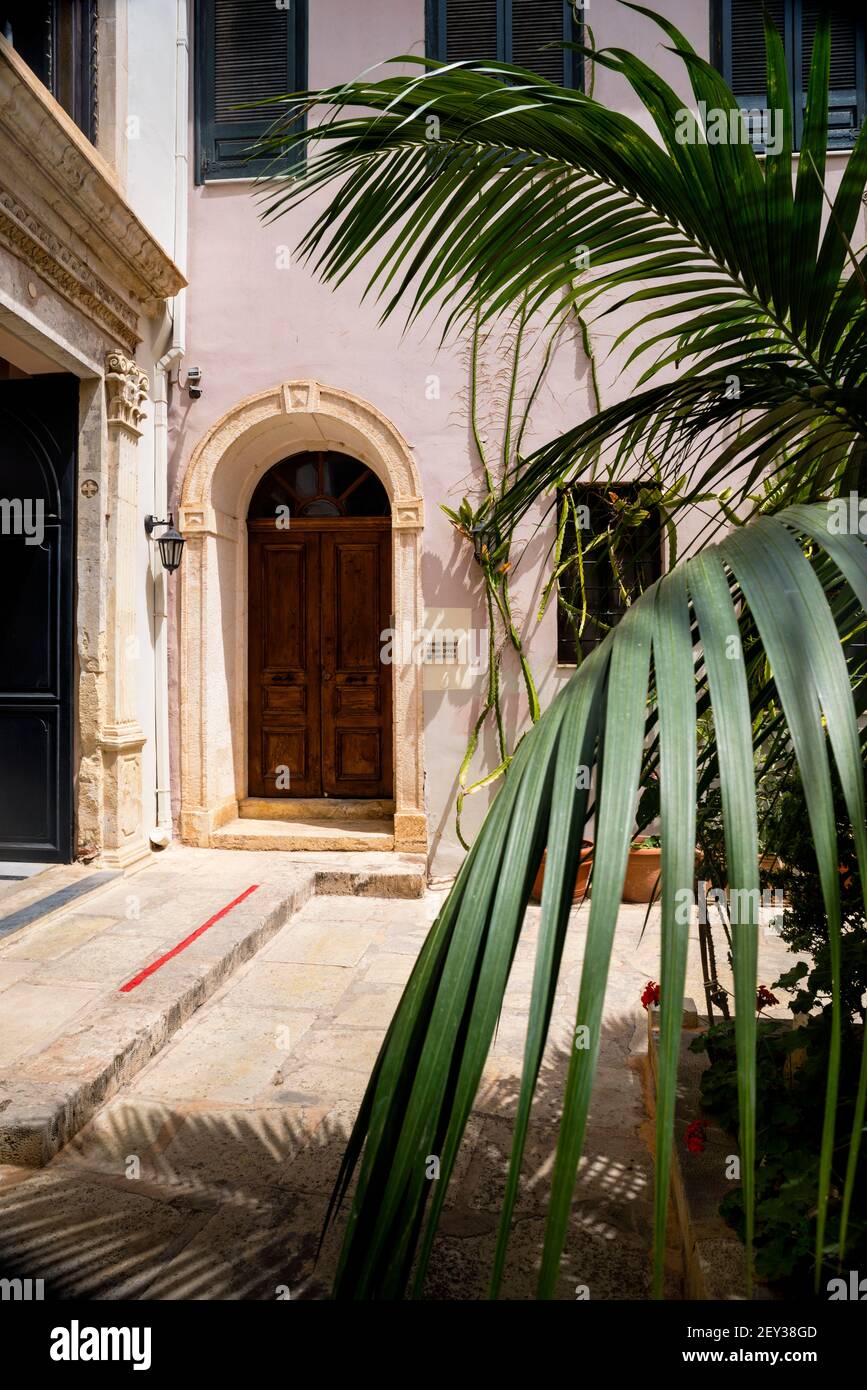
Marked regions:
[0,848,796,1300]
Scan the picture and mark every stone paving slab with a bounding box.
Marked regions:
[0,886,798,1300]
[0,871,121,941]
[0,863,118,928]
[0,845,425,1167]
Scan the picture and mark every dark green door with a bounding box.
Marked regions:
[0,375,76,862]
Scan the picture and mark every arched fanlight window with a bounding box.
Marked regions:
[247,450,390,519]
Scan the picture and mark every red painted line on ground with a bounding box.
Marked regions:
[119,885,260,993]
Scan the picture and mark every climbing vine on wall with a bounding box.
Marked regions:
[443,299,690,849]
[442,300,583,849]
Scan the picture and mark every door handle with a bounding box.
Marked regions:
[322,671,333,682]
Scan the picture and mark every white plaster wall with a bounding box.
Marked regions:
[126,0,178,254]
[125,0,181,840]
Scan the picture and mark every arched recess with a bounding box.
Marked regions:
[178,381,426,852]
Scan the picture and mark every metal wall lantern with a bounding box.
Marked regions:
[145,513,186,573]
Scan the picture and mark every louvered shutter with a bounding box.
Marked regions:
[720,0,864,152]
[797,2,862,150]
[196,0,307,182]
[511,0,577,86]
[430,1,580,88]
[726,0,787,110]
[444,0,499,63]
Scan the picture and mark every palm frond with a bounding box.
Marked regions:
[255,5,867,508]
[321,504,867,1299]
[252,3,867,1300]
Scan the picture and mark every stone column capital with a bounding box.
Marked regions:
[105,351,149,435]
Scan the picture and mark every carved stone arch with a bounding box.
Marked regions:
[177,380,426,852]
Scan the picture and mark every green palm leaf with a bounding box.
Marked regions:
[251,2,867,1299]
[255,5,867,524]
[319,505,866,1298]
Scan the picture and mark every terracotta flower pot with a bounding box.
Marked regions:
[531,840,594,903]
[623,845,662,903]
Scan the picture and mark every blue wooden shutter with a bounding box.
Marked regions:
[444,0,500,63]
[796,1,864,150]
[196,0,307,183]
[510,0,580,88]
[723,0,787,107]
[428,1,581,88]
[717,0,864,151]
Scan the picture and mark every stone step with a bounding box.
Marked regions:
[0,867,122,944]
[239,797,394,821]
[0,862,48,891]
[213,817,395,852]
[0,848,424,1166]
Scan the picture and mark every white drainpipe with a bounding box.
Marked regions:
[150,0,189,847]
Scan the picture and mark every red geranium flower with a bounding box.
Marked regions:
[685,1119,708,1154]
[641,980,660,1010]
[756,985,778,1013]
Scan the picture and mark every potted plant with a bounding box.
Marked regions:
[531,840,593,902]
[623,836,662,903]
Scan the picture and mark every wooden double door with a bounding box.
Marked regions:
[248,519,393,799]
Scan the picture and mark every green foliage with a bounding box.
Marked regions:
[440,307,555,848]
[693,756,867,1290]
[765,765,867,1025]
[254,3,867,1300]
[255,5,867,537]
[692,1011,867,1290]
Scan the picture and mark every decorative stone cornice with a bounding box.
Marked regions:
[0,37,185,345]
[0,188,139,349]
[105,352,149,434]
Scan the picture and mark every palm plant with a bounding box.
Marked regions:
[254,5,867,1298]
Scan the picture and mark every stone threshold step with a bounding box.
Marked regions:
[240,797,394,822]
[0,868,122,944]
[213,817,394,852]
[0,862,424,1169]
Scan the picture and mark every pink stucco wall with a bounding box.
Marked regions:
[167,0,858,872]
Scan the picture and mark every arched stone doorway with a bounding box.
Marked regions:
[177,381,426,853]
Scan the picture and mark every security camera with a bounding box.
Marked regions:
[185,367,203,400]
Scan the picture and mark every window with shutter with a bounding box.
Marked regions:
[427,1,581,89]
[713,0,865,151]
[0,1,97,141]
[556,485,663,665]
[797,1,862,149]
[195,0,307,183]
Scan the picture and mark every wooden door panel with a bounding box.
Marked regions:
[333,544,381,670]
[262,729,309,784]
[248,529,321,797]
[263,685,306,714]
[334,728,382,783]
[335,684,381,715]
[0,533,58,693]
[321,528,392,798]
[262,546,307,668]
